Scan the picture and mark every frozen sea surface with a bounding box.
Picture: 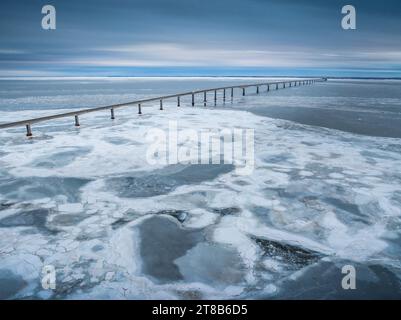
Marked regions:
[0,77,401,299]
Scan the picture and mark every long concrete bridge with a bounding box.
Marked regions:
[0,78,326,137]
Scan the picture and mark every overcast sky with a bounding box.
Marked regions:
[1,0,400,77]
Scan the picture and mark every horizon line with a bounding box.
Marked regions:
[0,75,401,80]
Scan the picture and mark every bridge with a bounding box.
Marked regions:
[0,78,326,137]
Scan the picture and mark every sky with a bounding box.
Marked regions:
[0,0,401,77]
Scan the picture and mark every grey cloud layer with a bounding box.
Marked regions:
[0,0,400,76]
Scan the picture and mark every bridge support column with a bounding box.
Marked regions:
[242,88,245,96]
[177,96,180,107]
[256,86,259,94]
[223,89,226,101]
[214,90,217,103]
[75,115,80,127]
[160,100,163,110]
[110,108,115,120]
[26,124,32,137]
[231,88,234,99]
[138,103,142,115]
[204,91,207,106]
[192,93,195,106]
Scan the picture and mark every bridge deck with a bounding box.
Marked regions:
[0,78,324,136]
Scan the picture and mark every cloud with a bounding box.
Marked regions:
[47,43,401,69]
[0,49,26,55]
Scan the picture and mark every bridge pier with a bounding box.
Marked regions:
[138,103,142,115]
[256,86,259,94]
[242,88,245,96]
[26,124,32,137]
[231,88,234,99]
[177,96,180,107]
[204,91,207,106]
[267,84,270,92]
[223,89,226,101]
[75,115,80,127]
[160,99,163,110]
[191,93,195,106]
[110,108,115,120]
[214,90,217,104]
